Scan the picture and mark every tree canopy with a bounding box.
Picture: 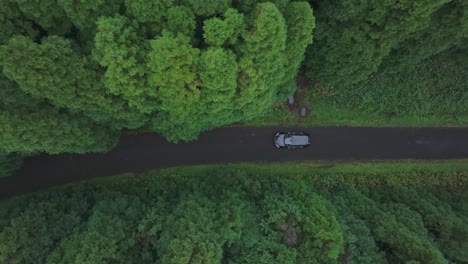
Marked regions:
[1,1,315,148]
[305,0,467,86]
[1,167,466,263]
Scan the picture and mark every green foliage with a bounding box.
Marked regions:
[232,0,290,13]
[164,6,196,38]
[198,47,238,127]
[181,0,231,16]
[57,0,121,32]
[368,187,468,263]
[148,32,202,141]
[93,15,155,115]
[156,193,242,263]
[0,0,465,160]
[47,194,145,263]
[330,195,385,264]
[380,0,468,74]
[0,0,37,45]
[320,185,449,263]
[240,2,286,87]
[12,0,72,35]
[203,8,245,46]
[224,9,245,44]
[1,166,467,263]
[0,72,118,154]
[203,18,229,46]
[0,152,24,178]
[235,2,287,119]
[316,54,468,119]
[276,80,297,100]
[125,0,173,23]
[305,0,460,86]
[0,0,315,151]
[251,49,468,128]
[280,2,315,89]
[1,36,145,129]
[0,188,92,264]
[0,105,118,154]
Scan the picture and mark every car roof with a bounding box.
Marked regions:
[290,135,309,145]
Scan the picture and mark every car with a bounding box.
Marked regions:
[274,132,311,148]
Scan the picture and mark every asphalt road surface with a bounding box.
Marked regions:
[1,127,468,200]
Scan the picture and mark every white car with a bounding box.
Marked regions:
[274,132,311,148]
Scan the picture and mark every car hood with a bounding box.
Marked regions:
[274,134,285,147]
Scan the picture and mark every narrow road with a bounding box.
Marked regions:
[1,127,468,199]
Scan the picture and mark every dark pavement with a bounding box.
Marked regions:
[1,127,468,199]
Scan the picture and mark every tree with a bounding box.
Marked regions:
[328,194,385,264]
[0,0,38,45]
[12,0,72,35]
[224,177,343,263]
[163,6,196,38]
[277,1,315,99]
[1,0,320,146]
[57,0,122,34]
[232,0,291,13]
[380,0,468,74]
[203,18,229,46]
[0,106,119,154]
[224,8,245,45]
[305,0,450,86]
[157,194,225,264]
[198,47,238,127]
[0,188,92,264]
[0,69,119,154]
[369,187,468,263]
[1,35,146,129]
[203,8,245,46]
[125,0,173,23]
[47,194,144,263]
[181,0,231,16]
[329,186,447,263]
[93,15,157,116]
[234,2,287,119]
[1,168,466,263]
[0,71,118,154]
[147,32,202,142]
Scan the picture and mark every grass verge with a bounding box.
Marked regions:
[24,160,468,198]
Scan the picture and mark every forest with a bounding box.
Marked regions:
[1,165,467,263]
[1,0,467,176]
[1,1,467,263]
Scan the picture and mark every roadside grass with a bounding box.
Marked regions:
[20,160,468,199]
[243,54,468,127]
[156,160,468,189]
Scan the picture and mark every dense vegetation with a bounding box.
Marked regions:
[1,2,466,262]
[250,53,467,127]
[314,53,468,125]
[305,0,467,86]
[1,165,467,263]
[1,0,467,175]
[301,0,467,126]
[0,0,314,149]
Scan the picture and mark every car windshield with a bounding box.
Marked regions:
[285,136,293,145]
